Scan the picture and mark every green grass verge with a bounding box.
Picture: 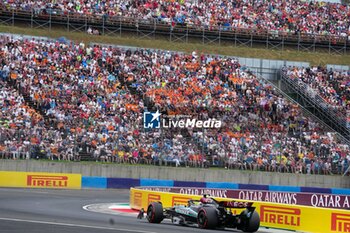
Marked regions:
[0,24,348,66]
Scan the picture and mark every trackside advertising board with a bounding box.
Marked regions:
[130,188,350,233]
[142,187,350,209]
[0,171,81,189]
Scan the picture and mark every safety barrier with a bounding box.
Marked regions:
[0,171,348,209]
[0,171,81,189]
[141,187,350,210]
[130,187,350,233]
[81,176,350,195]
[80,177,350,209]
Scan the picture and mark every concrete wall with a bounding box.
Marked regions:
[1,160,349,189]
[327,64,350,71]
[235,56,309,80]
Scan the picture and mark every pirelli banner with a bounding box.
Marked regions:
[0,171,81,189]
[130,187,350,233]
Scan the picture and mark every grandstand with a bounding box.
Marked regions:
[0,0,349,176]
[0,0,349,54]
[281,66,350,139]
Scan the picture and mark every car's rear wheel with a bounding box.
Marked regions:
[240,210,260,232]
[197,207,218,229]
[146,202,164,223]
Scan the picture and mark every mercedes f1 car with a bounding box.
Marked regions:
[146,196,260,232]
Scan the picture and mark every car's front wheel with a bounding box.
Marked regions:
[146,202,164,223]
[197,207,218,229]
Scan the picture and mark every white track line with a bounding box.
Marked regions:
[0,217,157,233]
[82,203,138,216]
[0,188,49,194]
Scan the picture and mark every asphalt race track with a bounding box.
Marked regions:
[0,188,292,233]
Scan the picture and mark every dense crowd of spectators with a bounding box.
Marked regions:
[125,48,350,175]
[1,0,349,39]
[0,34,349,175]
[284,67,350,119]
[0,35,202,166]
[0,82,42,160]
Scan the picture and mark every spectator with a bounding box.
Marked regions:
[284,66,350,128]
[0,35,348,175]
[1,0,349,39]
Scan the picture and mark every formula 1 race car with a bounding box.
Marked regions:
[146,196,260,232]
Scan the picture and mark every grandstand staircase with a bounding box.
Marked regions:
[280,71,350,140]
[6,78,96,161]
[6,79,52,125]
[78,143,95,161]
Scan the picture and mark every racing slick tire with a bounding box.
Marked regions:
[197,207,218,229]
[147,202,164,223]
[240,210,260,232]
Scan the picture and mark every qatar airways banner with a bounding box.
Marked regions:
[142,187,350,210]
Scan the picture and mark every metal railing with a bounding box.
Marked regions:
[260,73,350,176]
[281,70,350,140]
[263,74,350,145]
[0,7,348,55]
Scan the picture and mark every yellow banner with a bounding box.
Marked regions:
[130,188,350,233]
[0,171,81,189]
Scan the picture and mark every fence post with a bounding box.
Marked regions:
[49,12,52,31]
[153,19,156,40]
[266,31,269,49]
[30,9,33,28]
[12,9,15,27]
[313,36,316,53]
[85,15,87,33]
[102,16,105,35]
[344,38,347,55]
[218,26,221,46]
[234,30,237,47]
[186,25,188,43]
[169,25,172,42]
[202,27,205,44]
[120,18,122,37]
[250,33,253,47]
[136,18,139,37]
[67,13,70,32]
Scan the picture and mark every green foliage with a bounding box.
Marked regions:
[0,25,349,66]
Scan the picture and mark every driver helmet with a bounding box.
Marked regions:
[200,194,209,204]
